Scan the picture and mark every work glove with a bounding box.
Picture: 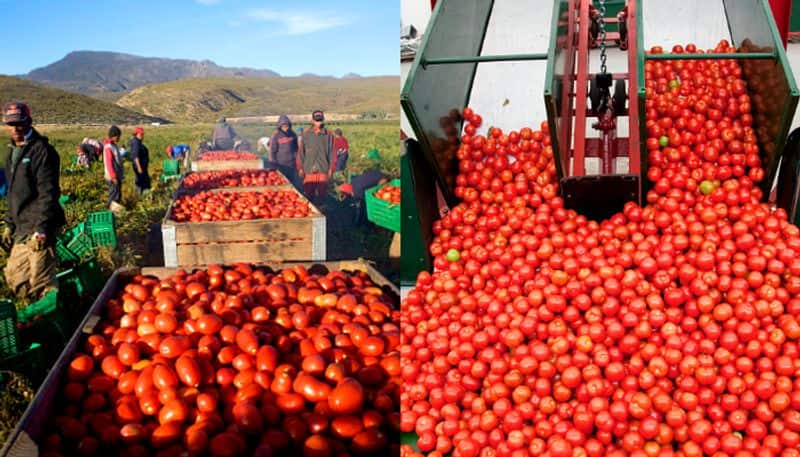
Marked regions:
[28,232,46,252]
[1,227,12,252]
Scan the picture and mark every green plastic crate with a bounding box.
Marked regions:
[365,179,400,233]
[57,268,84,300]
[77,259,104,296]
[58,260,103,299]
[90,229,116,249]
[0,342,46,386]
[163,159,180,176]
[55,238,79,264]
[58,194,72,208]
[59,223,95,260]
[86,210,114,227]
[86,211,117,249]
[0,300,17,359]
[17,290,58,324]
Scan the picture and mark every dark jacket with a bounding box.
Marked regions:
[269,115,298,167]
[212,122,236,150]
[5,128,66,241]
[129,135,151,188]
[298,127,334,175]
[351,169,387,200]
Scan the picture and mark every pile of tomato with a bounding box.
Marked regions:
[170,190,312,222]
[375,184,401,205]
[400,40,800,457]
[37,263,400,457]
[182,170,288,191]
[197,151,260,161]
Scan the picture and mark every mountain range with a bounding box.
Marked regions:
[24,51,281,95]
[2,51,394,124]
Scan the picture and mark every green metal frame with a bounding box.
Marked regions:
[400,149,430,286]
[400,0,496,207]
[401,0,551,279]
[544,0,572,180]
[636,0,647,192]
[792,0,800,32]
[637,0,799,196]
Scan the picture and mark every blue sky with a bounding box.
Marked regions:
[0,0,399,77]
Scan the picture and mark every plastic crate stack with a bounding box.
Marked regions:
[55,210,117,264]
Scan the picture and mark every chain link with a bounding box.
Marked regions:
[598,0,608,74]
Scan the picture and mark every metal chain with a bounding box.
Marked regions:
[598,0,608,74]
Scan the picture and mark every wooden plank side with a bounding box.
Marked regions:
[190,159,264,172]
[175,241,314,266]
[173,215,319,244]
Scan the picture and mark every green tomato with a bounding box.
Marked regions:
[658,136,669,147]
[699,180,715,195]
[668,79,680,89]
[445,249,460,263]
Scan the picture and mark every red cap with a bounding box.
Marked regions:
[2,102,31,125]
[134,127,144,136]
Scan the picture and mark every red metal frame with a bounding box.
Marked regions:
[768,0,791,48]
[558,0,579,176]
[555,0,639,183]
[573,0,591,176]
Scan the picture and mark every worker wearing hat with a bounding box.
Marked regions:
[297,109,335,203]
[1,101,66,300]
[212,116,238,150]
[129,126,151,196]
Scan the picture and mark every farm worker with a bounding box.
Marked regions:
[297,110,335,203]
[212,116,237,150]
[269,114,299,186]
[166,144,190,159]
[339,150,388,199]
[103,125,125,214]
[75,145,90,167]
[333,128,350,172]
[129,127,151,196]
[338,150,388,226]
[1,101,66,300]
[80,137,102,161]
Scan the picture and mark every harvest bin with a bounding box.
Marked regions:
[0,261,397,457]
[401,0,799,273]
[161,186,326,267]
[174,169,295,197]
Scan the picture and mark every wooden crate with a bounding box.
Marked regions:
[175,169,295,196]
[162,187,325,267]
[190,158,265,172]
[0,261,397,457]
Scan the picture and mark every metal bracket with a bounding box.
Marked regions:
[162,224,177,268]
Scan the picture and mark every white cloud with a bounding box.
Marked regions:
[245,9,351,35]
[195,0,221,5]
